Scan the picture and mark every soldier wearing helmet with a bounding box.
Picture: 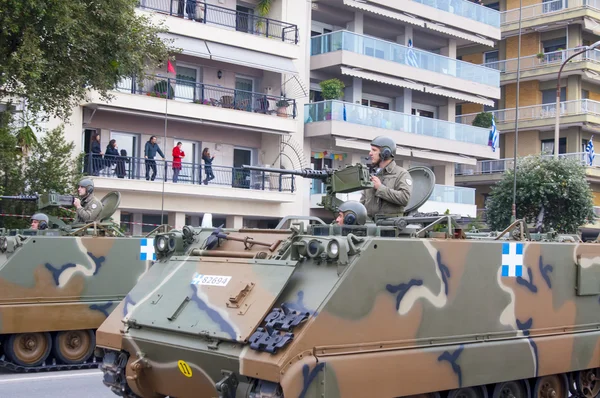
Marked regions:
[360,136,412,219]
[335,201,368,226]
[30,213,49,230]
[73,178,103,224]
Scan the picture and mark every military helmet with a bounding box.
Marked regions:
[371,136,396,160]
[338,200,368,226]
[78,178,94,195]
[31,213,49,230]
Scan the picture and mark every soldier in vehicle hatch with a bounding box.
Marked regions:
[360,136,412,220]
[74,178,103,224]
[335,201,368,226]
[30,213,49,230]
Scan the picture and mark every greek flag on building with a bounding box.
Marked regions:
[406,39,418,68]
[489,115,498,152]
[586,135,595,166]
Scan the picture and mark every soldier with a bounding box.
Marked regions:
[360,136,412,220]
[335,201,368,226]
[74,178,103,224]
[30,213,49,230]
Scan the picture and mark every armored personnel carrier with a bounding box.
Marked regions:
[97,164,599,398]
[0,191,162,372]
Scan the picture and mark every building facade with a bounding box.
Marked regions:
[455,0,600,216]
[304,0,503,221]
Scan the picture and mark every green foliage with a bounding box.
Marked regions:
[0,111,28,228]
[485,155,595,233]
[472,112,493,128]
[319,79,345,100]
[0,0,173,120]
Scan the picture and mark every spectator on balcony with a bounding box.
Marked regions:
[105,139,119,172]
[172,142,185,183]
[116,149,129,179]
[89,133,103,176]
[144,136,165,181]
[202,147,215,185]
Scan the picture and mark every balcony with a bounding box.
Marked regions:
[456,99,600,131]
[136,0,301,62]
[86,74,297,134]
[501,0,600,35]
[456,152,600,183]
[485,47,600,83]
[305,101,498,159]
[311,31,500,99]
[412,0,500,28]
[310,183,476,217]
[85,154,296,204]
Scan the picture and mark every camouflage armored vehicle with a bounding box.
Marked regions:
[96,164,599,398]
[0,190,162,372]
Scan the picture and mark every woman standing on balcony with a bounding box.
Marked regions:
[202,147,215,185]
[172,142,185,183]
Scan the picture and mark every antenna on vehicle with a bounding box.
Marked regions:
[511,0,523,223]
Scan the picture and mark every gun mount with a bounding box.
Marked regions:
[0,192,75,210]
[242,163,373,214]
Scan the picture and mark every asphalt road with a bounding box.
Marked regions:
[0,369,114,398]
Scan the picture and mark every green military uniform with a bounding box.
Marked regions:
[360,160,412,219]
[76,194,103,223]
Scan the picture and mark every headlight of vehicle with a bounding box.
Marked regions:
[327,240,339,259]
[0,237,7,252]
[156,235,168,252]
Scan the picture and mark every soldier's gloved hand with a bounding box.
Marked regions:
[73,198,81,209]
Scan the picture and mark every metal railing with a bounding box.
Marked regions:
[413,0,500,27]
[83,153,296,192]
[484,47,600,73]
[455,152,600,176]
[429,185,475,205]
[310,31,500,88]
[116,74,297,118]
[305,100,492,146]
[501,0,600,25]
[137,0,299,44]
[455,99,600,125]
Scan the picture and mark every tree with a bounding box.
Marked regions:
[472,112,493,128]
[0,0,173,121]
[485,155,595,233]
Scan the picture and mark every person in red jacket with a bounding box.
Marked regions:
[172,142,185,183]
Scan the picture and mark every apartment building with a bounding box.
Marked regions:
[455,0,600,215]
[304,0,503,221]
[40,0,312,233]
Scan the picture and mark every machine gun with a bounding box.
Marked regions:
[0,192,76,210]
[241,163,373,214]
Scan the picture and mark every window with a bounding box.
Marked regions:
[486,2,500,10]
[541,138,566,155]
[542,38,566,53]
[361,99,390,110]
[484,50,499,64]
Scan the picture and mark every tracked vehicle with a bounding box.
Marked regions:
[0,191,161,372]
[97,164,600,398]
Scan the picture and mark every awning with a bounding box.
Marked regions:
[340,66,425,91]
[159,33,211,59]
[205,41,298,75]
[424,22,495,47]
[424,86,495,106]
[343,0,425,27]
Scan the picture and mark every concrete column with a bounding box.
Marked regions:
[344,77,363,104]
[402,27,413,46]
[226,215,244,229]
[190,215,200,227]
[133,213,143,236]
[397,159,411,168]
[168,211,186,229]
[347,12,364,34]
[566,75,581,101]
[439,39,457,58]
[395,88,413,113]
[434,164,455,186]
[567,24,582,48]
[439,98,457,122]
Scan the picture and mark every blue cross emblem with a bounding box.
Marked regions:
[501,242,523,277]
[140,238,156,261]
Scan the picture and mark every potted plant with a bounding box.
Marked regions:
[276,99,289,117]
[319,78,345,120]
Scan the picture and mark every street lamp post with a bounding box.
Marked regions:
[553,40,600,159]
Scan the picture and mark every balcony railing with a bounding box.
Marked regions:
[429,185,475,205]
[116,74,297,118]
[455,99,600,125]
[455,152,600,176]
[484,47,600,73]
[413,0,501,27]
[305,100,493,146]
[137,0,299,44]
[83,153,295,192]
[311,31,500,88]
[501,0,600,25]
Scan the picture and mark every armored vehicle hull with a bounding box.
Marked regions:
[97,223,600,398]
[0,233,155,372]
